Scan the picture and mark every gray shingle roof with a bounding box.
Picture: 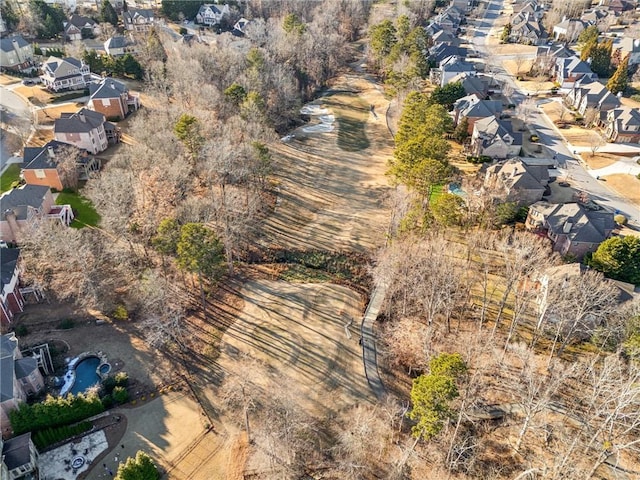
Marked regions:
[89,78,127,99]
[105,36,131,50]
[55,108,105,134]
[1,185,50,221]
[0,334,18,402]
[0,248,20,293]
[0,35,29,52]
[14,357,38,380]
[533,202,615,244]
[22,140,81,171]
[2,432,34,470]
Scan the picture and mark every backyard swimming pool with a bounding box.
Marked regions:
[70,356,101,395]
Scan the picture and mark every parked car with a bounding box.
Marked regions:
[22,79,36,86]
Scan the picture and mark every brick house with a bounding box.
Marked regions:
[54,108,109,154]
[21,141,99,190]
[0,185,74,244]
[525,202,615,259]
[1,334,45,439]
[88,78,140,121]
[1,249,24,326]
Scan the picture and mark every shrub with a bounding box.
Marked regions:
[15,324,28,337]
[58,319,75,329]
[179,27,187,35]
[114,372,129,387]
[32,421,92,449]
[101,394,114,409]
[112,305,129,321]
[112,386,129,404]
[102,376,117,394]
[614,214,628,225]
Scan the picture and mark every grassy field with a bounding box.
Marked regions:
[0,163,21,193]
[55,191,100,227]
[324,93,371,152]
[580,152,619,170]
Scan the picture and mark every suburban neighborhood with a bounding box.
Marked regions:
[0,0,639,478]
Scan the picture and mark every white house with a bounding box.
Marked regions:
[40,56,91,92]
[196,3,230,26]
[54,108,109,154]
[123,9,155,32]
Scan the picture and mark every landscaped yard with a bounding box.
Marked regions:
[37,104,79,125]
[55,191,100,227]
[0,163,21,193]
[580,152,619,170]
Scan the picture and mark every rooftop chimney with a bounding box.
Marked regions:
[110,82,116,89]
[562,222,572,234]
[78,111,86,123]
[47,146,55,159]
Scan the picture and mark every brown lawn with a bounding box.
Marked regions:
[601,173,640,206]
[0,74,20,86]
[28,129,54,146]
[540,102,603,147]
[579,152,620,170]
[37,104,78,124]
[14,85,53,105]
[620,96,640,109]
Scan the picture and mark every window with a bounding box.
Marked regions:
[35,169,46,179]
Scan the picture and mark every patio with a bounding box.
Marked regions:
[40,430,109,480]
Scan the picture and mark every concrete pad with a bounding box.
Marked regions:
[40,430,109,480]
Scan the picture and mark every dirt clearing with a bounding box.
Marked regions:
[601,174,640,205]
[211,280,374,417]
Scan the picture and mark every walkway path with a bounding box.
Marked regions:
[361,285,387,399]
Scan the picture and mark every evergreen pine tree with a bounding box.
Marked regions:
[607,55,629,95]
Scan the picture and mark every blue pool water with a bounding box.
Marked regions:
[70,356,101,395]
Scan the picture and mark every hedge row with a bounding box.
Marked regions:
[10,393,104,435]
[32,421,92,450]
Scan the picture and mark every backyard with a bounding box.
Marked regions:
[55,191,100,227]
[0,163,21,193]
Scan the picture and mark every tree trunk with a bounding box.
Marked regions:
[198,269,207,320]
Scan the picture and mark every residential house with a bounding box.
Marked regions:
[104,36,136,56]
[430,55,476,87]
[513,0,545,20]
[0,36,34,72]
[532,44,574,75]
[449,72,490,98]
[525,201,615,259]
[1,433,40,479]
[88,77,140,121]
[581,8,614,32]
[612,37,640,66]
[484,157,549,204]
[40,56,91,92]
[565,77,620,116]
[433,5,464,34]
[432,28,460,46]
[553,18,587,43]
[471,116,523,159]
[54,108,109,154]
[509,12,545,45]
[451,93,502,132]
[196,4,230,26]
[63,14,100,41]
[534,263,634,329]
[1,249,24,326]
[1,333,45,438]
[429,43,468,65]
[43,0,77,9]
[21,141,100,190]
[123,9,155,32]
[604,106,640,143]
[555,56,597,90]
[0,185,74,244]
[232,17,250,36]
[451,0,475,12]
[602,0,634,15]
